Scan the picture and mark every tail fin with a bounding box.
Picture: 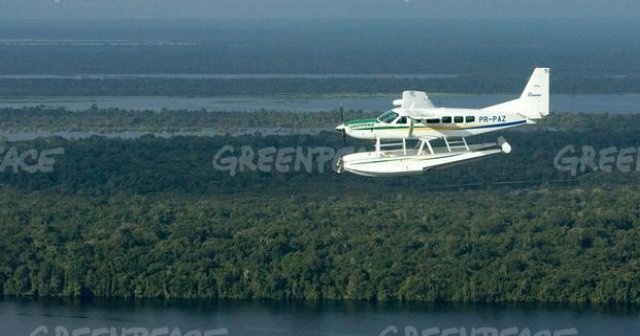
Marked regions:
[520,68,550,117]
[483,67,550,120]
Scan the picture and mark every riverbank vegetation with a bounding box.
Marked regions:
[1,106,639,134]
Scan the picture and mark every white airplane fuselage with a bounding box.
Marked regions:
[338,108,530,140]
[336,68,550,141]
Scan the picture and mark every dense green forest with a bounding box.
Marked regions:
[1,186,639,303]
[0,111,639,303]
[0,106,353,133]
[1,106,639,134]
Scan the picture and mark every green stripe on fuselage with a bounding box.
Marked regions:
[344,118,377,128]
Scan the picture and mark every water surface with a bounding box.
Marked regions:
[1,299,638,336]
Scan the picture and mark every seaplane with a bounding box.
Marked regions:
[335,68,550,177]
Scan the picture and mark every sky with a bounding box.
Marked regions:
[0,0,639,20]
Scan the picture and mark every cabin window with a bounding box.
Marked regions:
[454,116,463,123]
[466,116,475,123]
[426,118,440,124]
[397,116,408,124]
[378,110,399,124]
[441,116,452,123]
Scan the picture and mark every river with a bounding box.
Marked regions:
[1,298,638,336]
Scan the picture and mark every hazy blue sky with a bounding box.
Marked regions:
[0,0,639,20]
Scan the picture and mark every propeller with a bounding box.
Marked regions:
[339,104,346,142]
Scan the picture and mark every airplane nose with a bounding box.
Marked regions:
[335,124,346,131]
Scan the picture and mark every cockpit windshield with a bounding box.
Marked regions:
[378,110,399,124]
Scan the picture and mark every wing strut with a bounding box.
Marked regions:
[444,137,470,152]
[417,138,435,155]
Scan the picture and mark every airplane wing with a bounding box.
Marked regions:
[393,91,437,118]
